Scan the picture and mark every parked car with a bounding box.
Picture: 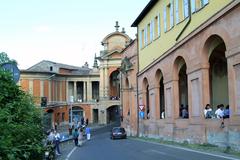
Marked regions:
[110,127,127,139]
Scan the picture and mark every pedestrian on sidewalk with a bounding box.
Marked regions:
[78,128,84,146]
[54,130,61,155]
[73,128,79,146]
[85,126,91,140]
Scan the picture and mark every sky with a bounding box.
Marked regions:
[0,0,148,69]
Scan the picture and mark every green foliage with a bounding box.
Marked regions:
[0,52,17,65]
[0,69,44,160]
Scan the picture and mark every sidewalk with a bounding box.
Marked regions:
[58,123,115,142]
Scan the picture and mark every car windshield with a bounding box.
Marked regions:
[113,128,125,133]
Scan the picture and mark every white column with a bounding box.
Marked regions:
[66,81,69,102]
[48,80,52,102]
[74,81,77,102]
[59,81,63,101]
[84,81,87,102]
[87,80,92,101]
[40,80,44,97]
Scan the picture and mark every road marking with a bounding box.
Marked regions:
[144,149,167,155]
[65,146,77,160]
[149,149,167,155]
[134,139,239,160]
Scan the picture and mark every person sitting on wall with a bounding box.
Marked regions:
[223,105,230,119]
[215,104,224,119]
[161,109,165,119]
[179,104,184,117]
[181,107,189,119]
[204,104,213,119]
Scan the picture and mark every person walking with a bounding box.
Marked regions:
[73,128,79,146]
[54,130,61,155]
[78,128,84,146]
[85,126,91,140]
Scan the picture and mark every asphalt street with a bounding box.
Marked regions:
[60,129,239,160]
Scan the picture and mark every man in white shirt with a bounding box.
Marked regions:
[215,105,224,119]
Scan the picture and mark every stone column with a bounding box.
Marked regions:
[153,86,160,120]
[87,80,92,101]
[104,67,109,99]
[74,81,77,102]
[99,67,105,100]
[66,81,69,102]
[84,81,87,102]
[40,80,44,97]
[59,81,62,102]
[149,86,157,120]
[48,80,52,102]
[226,46,240,150]
[226,47,240,120]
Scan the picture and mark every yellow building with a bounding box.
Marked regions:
[130,0,240,150]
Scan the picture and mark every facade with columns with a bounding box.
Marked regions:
[19,22,132,129]
[126,0,240,150]
[97,21,131,124]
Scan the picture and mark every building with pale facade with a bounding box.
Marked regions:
[19,22,131,130]
[125,0,240,150]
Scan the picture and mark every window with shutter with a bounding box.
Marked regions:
[163,6,167,32]
[175,0,179,24]
[184,0,189,18]
[170,0,174,28]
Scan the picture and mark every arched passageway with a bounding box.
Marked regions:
[174,57,188,119]
[69,106,84,126]
[143,78,150,119]
[207,36,229,109]
[107,105,120,124]
[155,69,165,119]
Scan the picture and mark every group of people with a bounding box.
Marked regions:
[47,129,62,156]
[204,104,230,119]
[73,125,91,147]
[204,104,230,128]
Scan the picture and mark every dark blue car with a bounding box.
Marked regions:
[110,127,127,140]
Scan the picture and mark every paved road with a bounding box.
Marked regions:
[64,131,239,160]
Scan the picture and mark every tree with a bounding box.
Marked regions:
[0,52,17,65]
[0,53,44,160]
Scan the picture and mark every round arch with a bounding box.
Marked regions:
[142,77,150,119]
[203,35,229,110]
[173,56,189,119]
[106,105,120,124]
[155,69,165,119]
[109,70,120,99]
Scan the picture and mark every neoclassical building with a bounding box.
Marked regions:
[19,22,131,130]
[126,0,240,150]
